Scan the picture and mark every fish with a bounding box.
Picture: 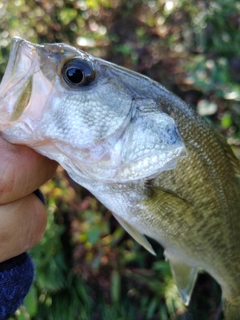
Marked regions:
[0,37,240,319]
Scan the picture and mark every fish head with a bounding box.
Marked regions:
[0,37,187,183]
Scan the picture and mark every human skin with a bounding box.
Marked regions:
[0,136,58,262]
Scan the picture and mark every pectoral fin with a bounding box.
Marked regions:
[165,251,198,306]
[113,214,156,256]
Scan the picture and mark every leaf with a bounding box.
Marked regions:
[23,286,38,317]
[221,113,232,128]
[111,270,121,303]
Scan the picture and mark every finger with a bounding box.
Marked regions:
[0,137,58,204]
[0,193,47,262]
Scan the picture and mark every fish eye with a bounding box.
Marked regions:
[62,58,95,87]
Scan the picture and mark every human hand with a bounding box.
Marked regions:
[0,136,57,319]
[0,136,58,263]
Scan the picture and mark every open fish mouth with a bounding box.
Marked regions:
[0,37,36,122]
[0,37,53,135]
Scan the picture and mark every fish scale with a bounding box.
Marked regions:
[0,37,240,319]
[154,107,240,297]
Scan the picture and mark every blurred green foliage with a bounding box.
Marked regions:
[0,0,239,319]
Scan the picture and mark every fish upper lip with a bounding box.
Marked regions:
[11,36,37,50]
[9,37,36,66]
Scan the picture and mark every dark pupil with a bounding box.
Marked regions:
[62,58,95,87]
[66,67,84,84]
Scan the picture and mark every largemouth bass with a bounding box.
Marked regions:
[0,37,240,319]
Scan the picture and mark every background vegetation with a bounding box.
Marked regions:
[0,0,240,319]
